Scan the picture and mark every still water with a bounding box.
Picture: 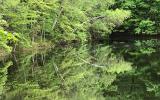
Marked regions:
[0,39,160,100]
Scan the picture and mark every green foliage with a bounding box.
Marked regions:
[115,0,160,34]
[0,15,8,30]
[0,0,130,46]
[0,61,12,96]
[91,9,130,36]
[0,30,19,52]
[135,20,156,34]
[135,40,156,54]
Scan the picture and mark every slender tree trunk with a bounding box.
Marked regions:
[13,44,16,52]
[52,0,64,30]
[32,36,35,43]
[43,30,45,42]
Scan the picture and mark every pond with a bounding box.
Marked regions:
[1,39,160,100]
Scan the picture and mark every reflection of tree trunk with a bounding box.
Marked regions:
[41,53,43,64]
[43,54,45,65]
[41,30,45,42]
[53,63,65,88]
[23,66,27,83]
[36,54,38,66]
[31,64,34,79]
[41,53,45,66]
[130,75,134,93]
[32,36,34,43]
[32,56,35,63]
[13,44,16,52]
[43,31,45,42]
[41,32,43,42]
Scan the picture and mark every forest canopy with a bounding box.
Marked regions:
[0,0,160,52]
[0,0,131,52]
[115,0,160,34]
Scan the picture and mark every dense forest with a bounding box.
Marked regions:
[1,0,160,100]
[0,0,131,53]
[1,0,160,53]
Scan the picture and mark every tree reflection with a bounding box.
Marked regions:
[1,45,132,100]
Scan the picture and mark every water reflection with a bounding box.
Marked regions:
[111,39,160,99]
[2,41,157,100]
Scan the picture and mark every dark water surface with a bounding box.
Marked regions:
[1,39,160,100]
